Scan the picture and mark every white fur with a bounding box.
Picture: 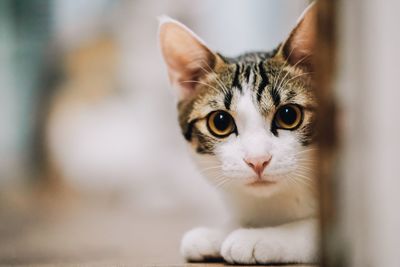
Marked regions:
[182,81,318,263]
[221,219,318,264]
[180,227,227,261]
[216,88,300,184]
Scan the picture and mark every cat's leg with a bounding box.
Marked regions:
[180,227,227,261]
[221,218,318,264]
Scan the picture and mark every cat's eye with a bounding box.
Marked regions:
[207,110,236,138]
[274,104,303,130]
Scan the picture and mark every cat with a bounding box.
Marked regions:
[159,3,318,264]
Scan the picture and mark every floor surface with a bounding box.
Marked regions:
[0,189,316,267]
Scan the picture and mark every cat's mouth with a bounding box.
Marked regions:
[246,179,277,187]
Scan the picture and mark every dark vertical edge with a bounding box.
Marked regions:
[315,1,342,267]
[232,63,242,91]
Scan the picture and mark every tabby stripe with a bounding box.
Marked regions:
[244,65,251,83]
[257,62,269,102]
[299,121,316,146]
[253,63,259,87]
[183,119,197,141]
[232,63,242,91]
[224,90,233,110]
[269,86,281,107]
[270,123,278,137]
[194,128,215,155]
[286,90,297,101]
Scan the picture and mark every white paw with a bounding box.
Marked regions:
[221,228,289,264]
[180,227,224,262]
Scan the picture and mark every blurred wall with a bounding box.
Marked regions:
[336,0,400,266]
[0,1,311,264]
[0,0,309,216]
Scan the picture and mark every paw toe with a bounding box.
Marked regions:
[221,229,257,264]
[180,227,222,261]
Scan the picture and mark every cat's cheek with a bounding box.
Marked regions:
[190,151,227,185]
[214,140,250,177]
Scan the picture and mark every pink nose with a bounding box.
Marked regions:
[244,155,272,177]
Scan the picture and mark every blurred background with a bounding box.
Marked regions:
[0,0,309,265]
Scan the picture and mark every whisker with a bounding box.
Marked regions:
[215,178,231,189]
[185,57,229,95]
[197,60,230,94]
[287,174,314,189]
[272,46,296,92]
[180,80,220,94]
[296,159,317,164]
[273,55,312,100]
[210,175,231,189]
[282,71,314,88]
[286,174,304,188]
[199,165,222,173]
[296,166,316,174]
[292,172,315,183]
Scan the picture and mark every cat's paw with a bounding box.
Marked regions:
[221,228,286,264]
[180,227,224,262]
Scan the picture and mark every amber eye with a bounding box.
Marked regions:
[207,110,236,138]
[274,104,303,130]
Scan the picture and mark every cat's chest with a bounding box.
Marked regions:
[226,187,317,227]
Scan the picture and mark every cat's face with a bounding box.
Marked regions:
[159,5,317,197]
[184,56,316,196]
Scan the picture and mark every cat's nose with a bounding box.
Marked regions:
[244,155,272,177]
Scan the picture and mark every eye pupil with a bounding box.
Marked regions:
[279,107,297,125]
[214,113,230,131]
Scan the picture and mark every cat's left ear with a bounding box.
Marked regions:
[281,2,317,70]
[158,16,217,100]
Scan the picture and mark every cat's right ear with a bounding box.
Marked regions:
[158,16,216,100]
[280,2,317,70]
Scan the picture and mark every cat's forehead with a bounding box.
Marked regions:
[187,55,314,122]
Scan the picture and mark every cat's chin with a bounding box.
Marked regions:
[241,180,282,198]
[221,177,284,198]
[246,178,277,187]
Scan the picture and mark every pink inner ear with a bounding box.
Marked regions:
[283,4,316,69]
[159,20,215,100]
[168,49,214,99]
[167,68,203,99]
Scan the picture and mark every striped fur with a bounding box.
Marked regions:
[178,50,316,155]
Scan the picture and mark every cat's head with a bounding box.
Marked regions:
[159,4,317,197]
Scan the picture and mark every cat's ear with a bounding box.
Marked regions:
[158,16,216,100]
[281,2,317,70]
